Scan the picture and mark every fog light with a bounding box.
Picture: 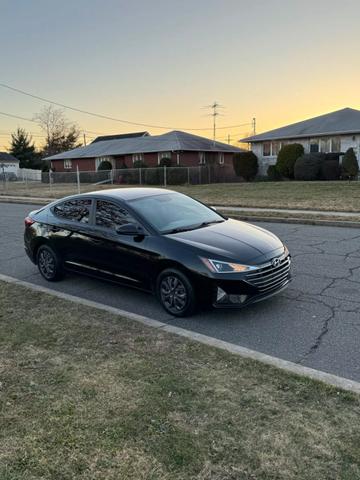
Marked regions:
[216,287,228,302]
[229,294,248,304]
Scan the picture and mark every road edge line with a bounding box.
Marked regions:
[1,272,360,395]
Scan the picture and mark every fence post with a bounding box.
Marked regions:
[187,167,190,185]
[139,168,142,185]
[76,166,81,194]
[198,165,201,184]
[208,165,211,184]
[164,165,167,187]
[49,170,52,196]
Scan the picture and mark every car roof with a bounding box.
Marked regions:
[75,187,175,201]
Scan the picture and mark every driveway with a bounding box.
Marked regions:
[1,202,360,381]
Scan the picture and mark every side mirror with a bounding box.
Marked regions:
[116,223,145,236]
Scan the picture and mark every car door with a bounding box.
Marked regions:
[47,197,94,265]
[87,199,154,289]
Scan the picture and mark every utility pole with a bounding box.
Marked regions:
[252,117,256,136]
[227,134,230,144]
[204,101,224,146]
[83,132,87,146]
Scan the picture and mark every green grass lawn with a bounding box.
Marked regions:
[1,281,360,479]
[1,180,360,212]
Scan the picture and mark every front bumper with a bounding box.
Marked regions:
[212,276,292,308]
[211,253,292,308]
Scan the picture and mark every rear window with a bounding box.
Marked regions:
[53,199,92,223]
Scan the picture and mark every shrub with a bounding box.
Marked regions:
[267,165,282,181]
[320,153,340,180]
[294,153,323,181]
[276,143,304,179]
[97,160,112,171]
[342,147,359,179]
[233,151,258,181]
[159,157,172,167]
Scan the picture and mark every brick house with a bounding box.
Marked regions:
[45,130,244,178]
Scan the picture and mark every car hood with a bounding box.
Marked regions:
[167,218,284,264]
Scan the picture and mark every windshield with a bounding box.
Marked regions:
[129,192,224,234]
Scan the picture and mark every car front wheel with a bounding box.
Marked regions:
[156,268,196,317]
[37,244,64,281]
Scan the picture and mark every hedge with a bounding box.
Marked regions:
[233,151,258,181]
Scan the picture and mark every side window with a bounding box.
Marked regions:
[95,200,137,230]
[53,199,91,223]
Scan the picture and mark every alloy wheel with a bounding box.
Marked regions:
[160,275,188,314]
[38,249,56,279]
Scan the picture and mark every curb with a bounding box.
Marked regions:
[1,272,360,395]
[0,196,50,206]
[1,196,359,228]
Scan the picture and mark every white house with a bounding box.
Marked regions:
[0,152,19,177]
[241,108,360,175]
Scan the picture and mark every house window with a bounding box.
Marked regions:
[263,142,271,156]
[218,152,224,165]
[158,152,172,164]
[271,141,280,156]
[64,159,72,169]
[331,137,341,152]
[320,138,331,153]
[310,139,319,153]
[198,152,206,164]
[132,153,144,163]
[95,156,113,170]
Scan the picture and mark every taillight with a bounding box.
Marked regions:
[24,216,35,227]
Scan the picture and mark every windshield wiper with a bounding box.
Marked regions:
[163,220,225,235]
[196,219,225,228]
[163,226,198,234]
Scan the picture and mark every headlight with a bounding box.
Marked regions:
[201,258,257,274]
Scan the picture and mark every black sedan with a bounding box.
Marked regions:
[24,188,291,316]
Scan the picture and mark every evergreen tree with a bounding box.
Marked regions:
[342,147,359,180]
[9,128,41,169]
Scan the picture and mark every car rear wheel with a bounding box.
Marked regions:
[37,245,64,281]
[156,268,196,317]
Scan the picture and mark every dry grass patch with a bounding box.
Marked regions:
[2,180,360,212]
[0,281,360,479]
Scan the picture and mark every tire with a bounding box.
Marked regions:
[156,268,196,317]
[36,244,64,282]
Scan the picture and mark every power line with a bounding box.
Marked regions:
[0,111,37,123]
[0,83,252,131]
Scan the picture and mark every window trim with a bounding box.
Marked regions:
[64,159,72,170]
[132,153,144,164]
[198,152,206,164]
[157,152,172,165]
[218,152,224,165]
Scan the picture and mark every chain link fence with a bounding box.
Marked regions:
[0,165,239,198]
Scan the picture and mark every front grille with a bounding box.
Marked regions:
[245,255,291,293]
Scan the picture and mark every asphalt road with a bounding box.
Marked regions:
[1,202,360,382]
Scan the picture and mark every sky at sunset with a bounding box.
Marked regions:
[1,0,360,150]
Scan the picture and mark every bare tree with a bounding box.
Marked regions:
[34,105,81,157]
